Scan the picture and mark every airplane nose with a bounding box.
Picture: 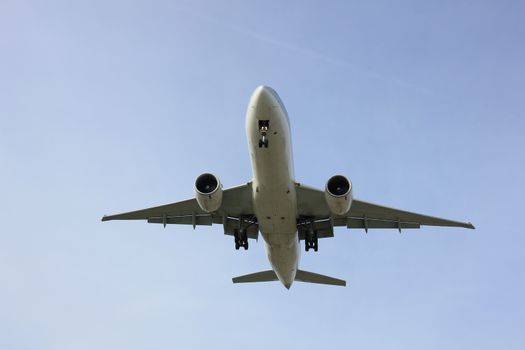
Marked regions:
[250,85,279,110]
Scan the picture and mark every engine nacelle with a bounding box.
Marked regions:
[324,175,353,216]
[195,173,223,213]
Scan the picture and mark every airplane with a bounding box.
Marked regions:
[102,85,474,289]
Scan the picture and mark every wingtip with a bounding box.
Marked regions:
[101,215,109,222]
[467,222,476,229]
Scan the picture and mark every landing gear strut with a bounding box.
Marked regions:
[258,136,268,148]
[305,230,318,252]
[234,215,252,250]
[234,229,248,250]
[258,120,269,148]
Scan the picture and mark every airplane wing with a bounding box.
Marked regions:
[101,182,259,239]
[296,184,474,238]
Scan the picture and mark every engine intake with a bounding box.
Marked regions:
[195,173,223,212]
[325,175,353,215]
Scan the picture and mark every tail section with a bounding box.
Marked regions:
[232,269,345,287]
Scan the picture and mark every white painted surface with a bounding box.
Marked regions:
[246,86,299,288]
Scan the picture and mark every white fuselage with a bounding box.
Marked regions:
[246,86,299,288]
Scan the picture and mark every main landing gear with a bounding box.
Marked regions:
[258,120,269,148]
[234,229,248,250]
[234,215,254,250]
[305,230,318,252]
[300,218,319,252]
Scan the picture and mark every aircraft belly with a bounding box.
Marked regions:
[263,234,299,285]
[254,184,299,285]
[246,85,300,287]
[255,187,296,233]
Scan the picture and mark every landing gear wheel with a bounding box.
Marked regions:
[259,138,269,148]
[234,228,249,251]
[305,229,318,252]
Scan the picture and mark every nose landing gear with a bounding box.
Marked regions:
[258,136,269,148]
[258,120,269,148]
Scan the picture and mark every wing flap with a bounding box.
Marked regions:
[344,217,420,229]
[147,214,213,226]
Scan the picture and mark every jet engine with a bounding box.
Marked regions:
[324,175,353,216]
[195,173,223,213]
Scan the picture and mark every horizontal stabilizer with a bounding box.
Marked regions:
[232,269,346,287]
[232,270,278,284]
[295,270,346,286]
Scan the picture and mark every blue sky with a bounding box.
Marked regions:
[1,0,524,349]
